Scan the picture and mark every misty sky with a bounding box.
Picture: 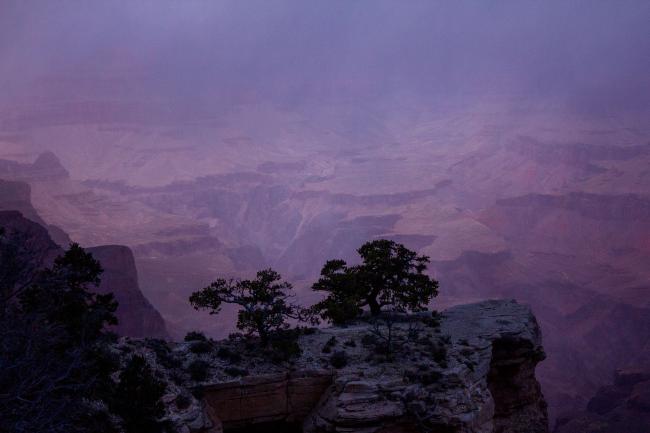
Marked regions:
[1,0,649,112]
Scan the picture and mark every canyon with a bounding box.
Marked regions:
[1,2,648,430]
[1,98,648,422]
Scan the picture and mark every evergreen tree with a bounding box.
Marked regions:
[111,355,167,433]
[312,239,439,323]
[190,268,307,345]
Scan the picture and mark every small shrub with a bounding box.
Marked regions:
[228,332,244,341]
[460,348,473,357]
[216,347,242,363]
[145,338,170,353]
[329,351,348,369]
[188,360,210,382]
[422,311,441,328]
[184,331,207,342]
[419,370,442,385]
[224,366,249,377]
[169,371,185,386]
[111,355,167,433]
[407,325,421,341]
[269,331,302,362]
[322,336,337,353]
[175,392,192,410]
[404,368,442,386]
[189,340,213,354]
[361,334,378,347]
[146,338,181,369]
[343,339,356,348]
[431,344,448,368]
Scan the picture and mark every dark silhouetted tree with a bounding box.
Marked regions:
[189,268,307,345]
[0,239,119,433]
[312,239,438,323]
[110,355,167,433]
[20,243,117,345]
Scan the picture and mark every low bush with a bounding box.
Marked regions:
[187,360,210,382]
[322,336,337,353]
[184,331,207,342]
[111,355,167,433]
[189,340,213,354]
[146,338,181,369]
[269,330,302,362]
[329,351,348,369]
[224,366,249,377]
[175,392,192,410]
[216,346,242,363]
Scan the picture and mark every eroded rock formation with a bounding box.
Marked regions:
[0,209,168,338]
[0,179,71,246]
[87,244,169,338]
[202,371,333,431]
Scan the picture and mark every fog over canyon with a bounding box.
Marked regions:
[1,0,649,429]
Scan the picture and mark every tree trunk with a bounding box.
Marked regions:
[368,298,381,316]
[258,327,269,346]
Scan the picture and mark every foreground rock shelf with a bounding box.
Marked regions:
[119,300,548,433]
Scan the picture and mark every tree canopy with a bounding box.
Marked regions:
[312,239,439,323]
[189,268,307,345]
[1,241,119,433]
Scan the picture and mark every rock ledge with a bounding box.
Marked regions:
[121,300,548,433]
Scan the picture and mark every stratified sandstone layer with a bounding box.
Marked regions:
[125,300,547,433]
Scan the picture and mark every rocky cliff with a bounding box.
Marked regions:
[0,151,69,182]
[0,209,168,338]
[87,244,169,338]
[0,179,71,246]
[117,300,548,433]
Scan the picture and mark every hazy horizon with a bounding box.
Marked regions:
[1,1,649,114]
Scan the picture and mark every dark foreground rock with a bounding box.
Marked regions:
[118,300,548,433]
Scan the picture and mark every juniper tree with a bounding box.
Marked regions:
[312,239,438,323]
[189,268,307,345]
